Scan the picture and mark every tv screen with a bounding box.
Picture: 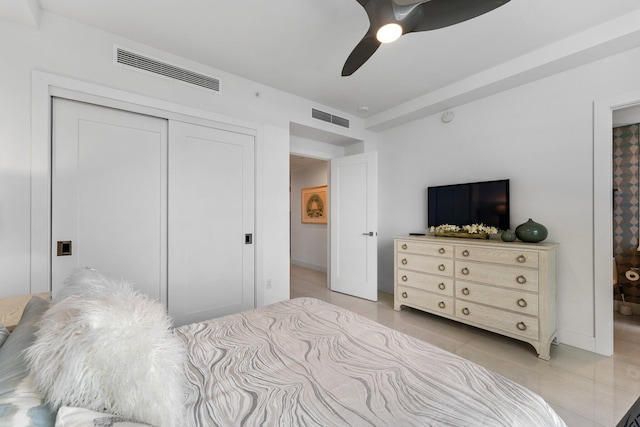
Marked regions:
[427,179,510,230]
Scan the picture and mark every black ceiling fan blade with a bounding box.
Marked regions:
[341,34,381,76]
[341,0,510,76]
[409,0,510,33]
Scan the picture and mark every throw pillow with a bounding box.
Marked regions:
[55,406,157,427]
[53,268,135,303]
[26,294,186,427]
[0,323,9,348]
[0,297,55,426]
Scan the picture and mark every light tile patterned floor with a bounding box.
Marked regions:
[290,264,640,427]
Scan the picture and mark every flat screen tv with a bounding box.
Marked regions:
[427,179,510,230]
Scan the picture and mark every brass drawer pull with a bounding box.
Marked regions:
[402,258,408,265]
[438,301,446,309]
[439,247,445,254]
[462,307,470,315]
[517,298,527,308]
[516,275,527,284]
[401,292,408,298]
[402,243,408,250]
[461,267,469,275]
[438,283,446,290]
[517,255,526,263]
[516,322,527,331]
[438,264,445,271]
[462,287,470,296]
[462,250,470,257]
[402,275,408,282]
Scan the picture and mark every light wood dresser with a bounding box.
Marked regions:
[394,236,558,360]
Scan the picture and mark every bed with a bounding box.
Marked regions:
[0,271,566,427]
[175,297,565,427]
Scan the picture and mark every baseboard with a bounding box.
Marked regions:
[556,301,639,354]
[290,259,327,273]
[556,329,596,353]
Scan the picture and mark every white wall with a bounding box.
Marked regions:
[377,45,640,351]
[291,161,329,272]
[0,12,372,305]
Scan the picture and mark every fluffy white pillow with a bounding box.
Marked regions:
[53,268,135,303]
[26,294,186,427]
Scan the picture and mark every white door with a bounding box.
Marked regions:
[330,152,378,301]
[51,98,168,301]
[168,121,255,326]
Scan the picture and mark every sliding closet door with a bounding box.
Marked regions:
[51,98,168,301]
[168,121,255,326]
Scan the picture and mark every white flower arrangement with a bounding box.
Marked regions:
[429,224,461,233]
[430,223,499,235]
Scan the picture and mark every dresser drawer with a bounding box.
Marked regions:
[455,281,538,316]
[397,253,454,277]
[456,301,539,340]
[456,245,538,268]
[397,285,454,316]
[397,270,453,295]
[455,261,539,292]
[397,240,454,258]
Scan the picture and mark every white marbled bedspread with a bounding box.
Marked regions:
[174,297,566,427]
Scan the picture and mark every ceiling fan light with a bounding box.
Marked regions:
[376,23,402,43]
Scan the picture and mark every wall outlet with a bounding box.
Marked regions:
[266,279,272,289]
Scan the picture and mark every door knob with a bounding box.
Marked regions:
[362,232,374,236]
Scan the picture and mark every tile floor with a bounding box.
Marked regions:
[290,264,640,427]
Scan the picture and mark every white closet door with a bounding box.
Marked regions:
[168,120,255,326]
[51,98,168,301]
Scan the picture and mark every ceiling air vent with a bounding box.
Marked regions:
[114,46,220,92]
[312,108,350,129]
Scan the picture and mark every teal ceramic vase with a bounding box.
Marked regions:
[515,218,548,243]
[500,229,516,242]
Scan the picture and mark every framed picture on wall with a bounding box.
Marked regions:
[301,185,327,224]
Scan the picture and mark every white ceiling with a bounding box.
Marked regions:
[4,0,640,124]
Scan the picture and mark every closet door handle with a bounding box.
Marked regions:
[57,241,72,256]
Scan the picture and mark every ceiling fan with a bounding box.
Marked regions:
[342,0,511,76]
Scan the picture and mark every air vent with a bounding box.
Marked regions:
[312,108,350,129]
[114,46,220,92]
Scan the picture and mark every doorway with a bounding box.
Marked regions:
[611,107,640,346]
[594,90,640,356]
[289,155,329,278]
